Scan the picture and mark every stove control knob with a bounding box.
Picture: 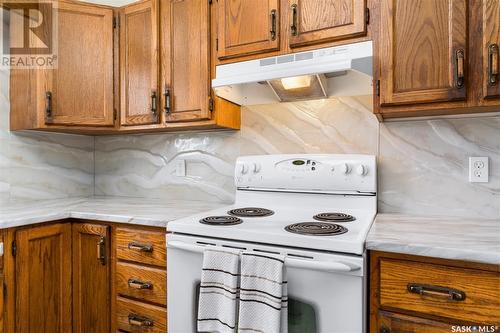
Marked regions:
[340,163,351,174]
[238,163,249,174]
[252,163,261,173]
[356,164,367,176]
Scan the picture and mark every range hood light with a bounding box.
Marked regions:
[281,75,313,90]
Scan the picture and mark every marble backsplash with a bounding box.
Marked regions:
[95,96,378,203]
[0,68,94,203]
[95,97,500,219]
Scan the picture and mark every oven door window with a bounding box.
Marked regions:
[195,283,317,332]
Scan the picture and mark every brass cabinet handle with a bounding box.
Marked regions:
[45,91,52,119]
[488,44,498,86]
[164,88,171,115]
[128,314,154,327]
[128,241,153,252]
[290,4,298,36]
[455,49,465,88]
[151,91,157,114]
[270,9,277,41]
[97,236,106,265]
[407,283,466,301]
[128,278,153,290]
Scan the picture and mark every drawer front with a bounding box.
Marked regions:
[116,227,166,267]
[116,296,167,333]
[379,258,500,323]
[116,262,167,306]
[378,310,453,333]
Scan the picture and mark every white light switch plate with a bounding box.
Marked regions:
[468,157,489,183]
[175,159,186,177]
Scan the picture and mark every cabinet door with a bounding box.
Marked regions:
[162,0,212,122]
[482,0,500,98]
[44,2,114,126]
[379,0,467,106]
[72,223,110,333]
[288,0,367,48]
[378,311,453,332]
[15,223,72,333]
[120,0,160,126]
[217,0,280,59]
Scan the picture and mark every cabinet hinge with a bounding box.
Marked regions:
[376,80,380,96]
[11,240,16,257]
[216,38,219,51]
[365,8,370,25]
[208,97,214,112]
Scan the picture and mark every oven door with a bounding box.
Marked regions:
[167,234,366,333]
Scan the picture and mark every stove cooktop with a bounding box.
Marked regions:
[168,192,376,255]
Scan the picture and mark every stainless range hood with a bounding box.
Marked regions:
[212,41,373,105]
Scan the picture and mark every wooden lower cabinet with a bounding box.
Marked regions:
[15,223,73,333]
[378,311,454,333]
[1,221,167,333]
[112,226,167,333]
[72,223,111,333]
[370,251,500,333]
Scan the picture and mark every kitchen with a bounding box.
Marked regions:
[0,0,499,332]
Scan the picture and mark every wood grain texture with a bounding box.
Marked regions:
[161,0,212,122]
[379,310,454,332]
[46,2,114,126]
[116,296,167,333]
[482,0,500,98]
[374,0,500,119]
[116,261,167,306]
[288,0,367,48]
[72,223,111,333]
[370,251,500,332]
[120,0,160,126]
[115,227,166,267]
[379,258,500,324]
[379,0,467,106]
[217,0,280,59]
[15,223,72,333]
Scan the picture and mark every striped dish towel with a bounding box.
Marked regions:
[198,247,241,333]
[238,252,288,333]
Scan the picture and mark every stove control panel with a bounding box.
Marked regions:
[235,154,376,193]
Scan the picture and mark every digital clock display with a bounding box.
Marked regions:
[292,160,305,166]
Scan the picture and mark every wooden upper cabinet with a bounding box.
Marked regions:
[45,2,114,126]
[162,0,212,122]
[379,0,468,106]
[120,0,160,126]
[482,0,500,99]
[72,223,111,333]
[15,223,72,333]
[217,0,280,59]
[288,0,367,48]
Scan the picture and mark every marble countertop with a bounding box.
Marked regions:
[0,196,225,229]
[367,214,500,265]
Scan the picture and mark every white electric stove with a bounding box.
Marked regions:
[167,154,377,333]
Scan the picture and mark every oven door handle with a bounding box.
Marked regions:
[168,241,361,273]
[284,257,360,273]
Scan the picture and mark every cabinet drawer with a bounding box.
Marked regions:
[116,227,166,267]
[116,296,167,333]
[116,262,166,306]
[378,310,452,332]
[379,258,500,323]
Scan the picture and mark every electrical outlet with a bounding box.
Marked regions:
[175,159,186,177]
[468,157,489,183]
